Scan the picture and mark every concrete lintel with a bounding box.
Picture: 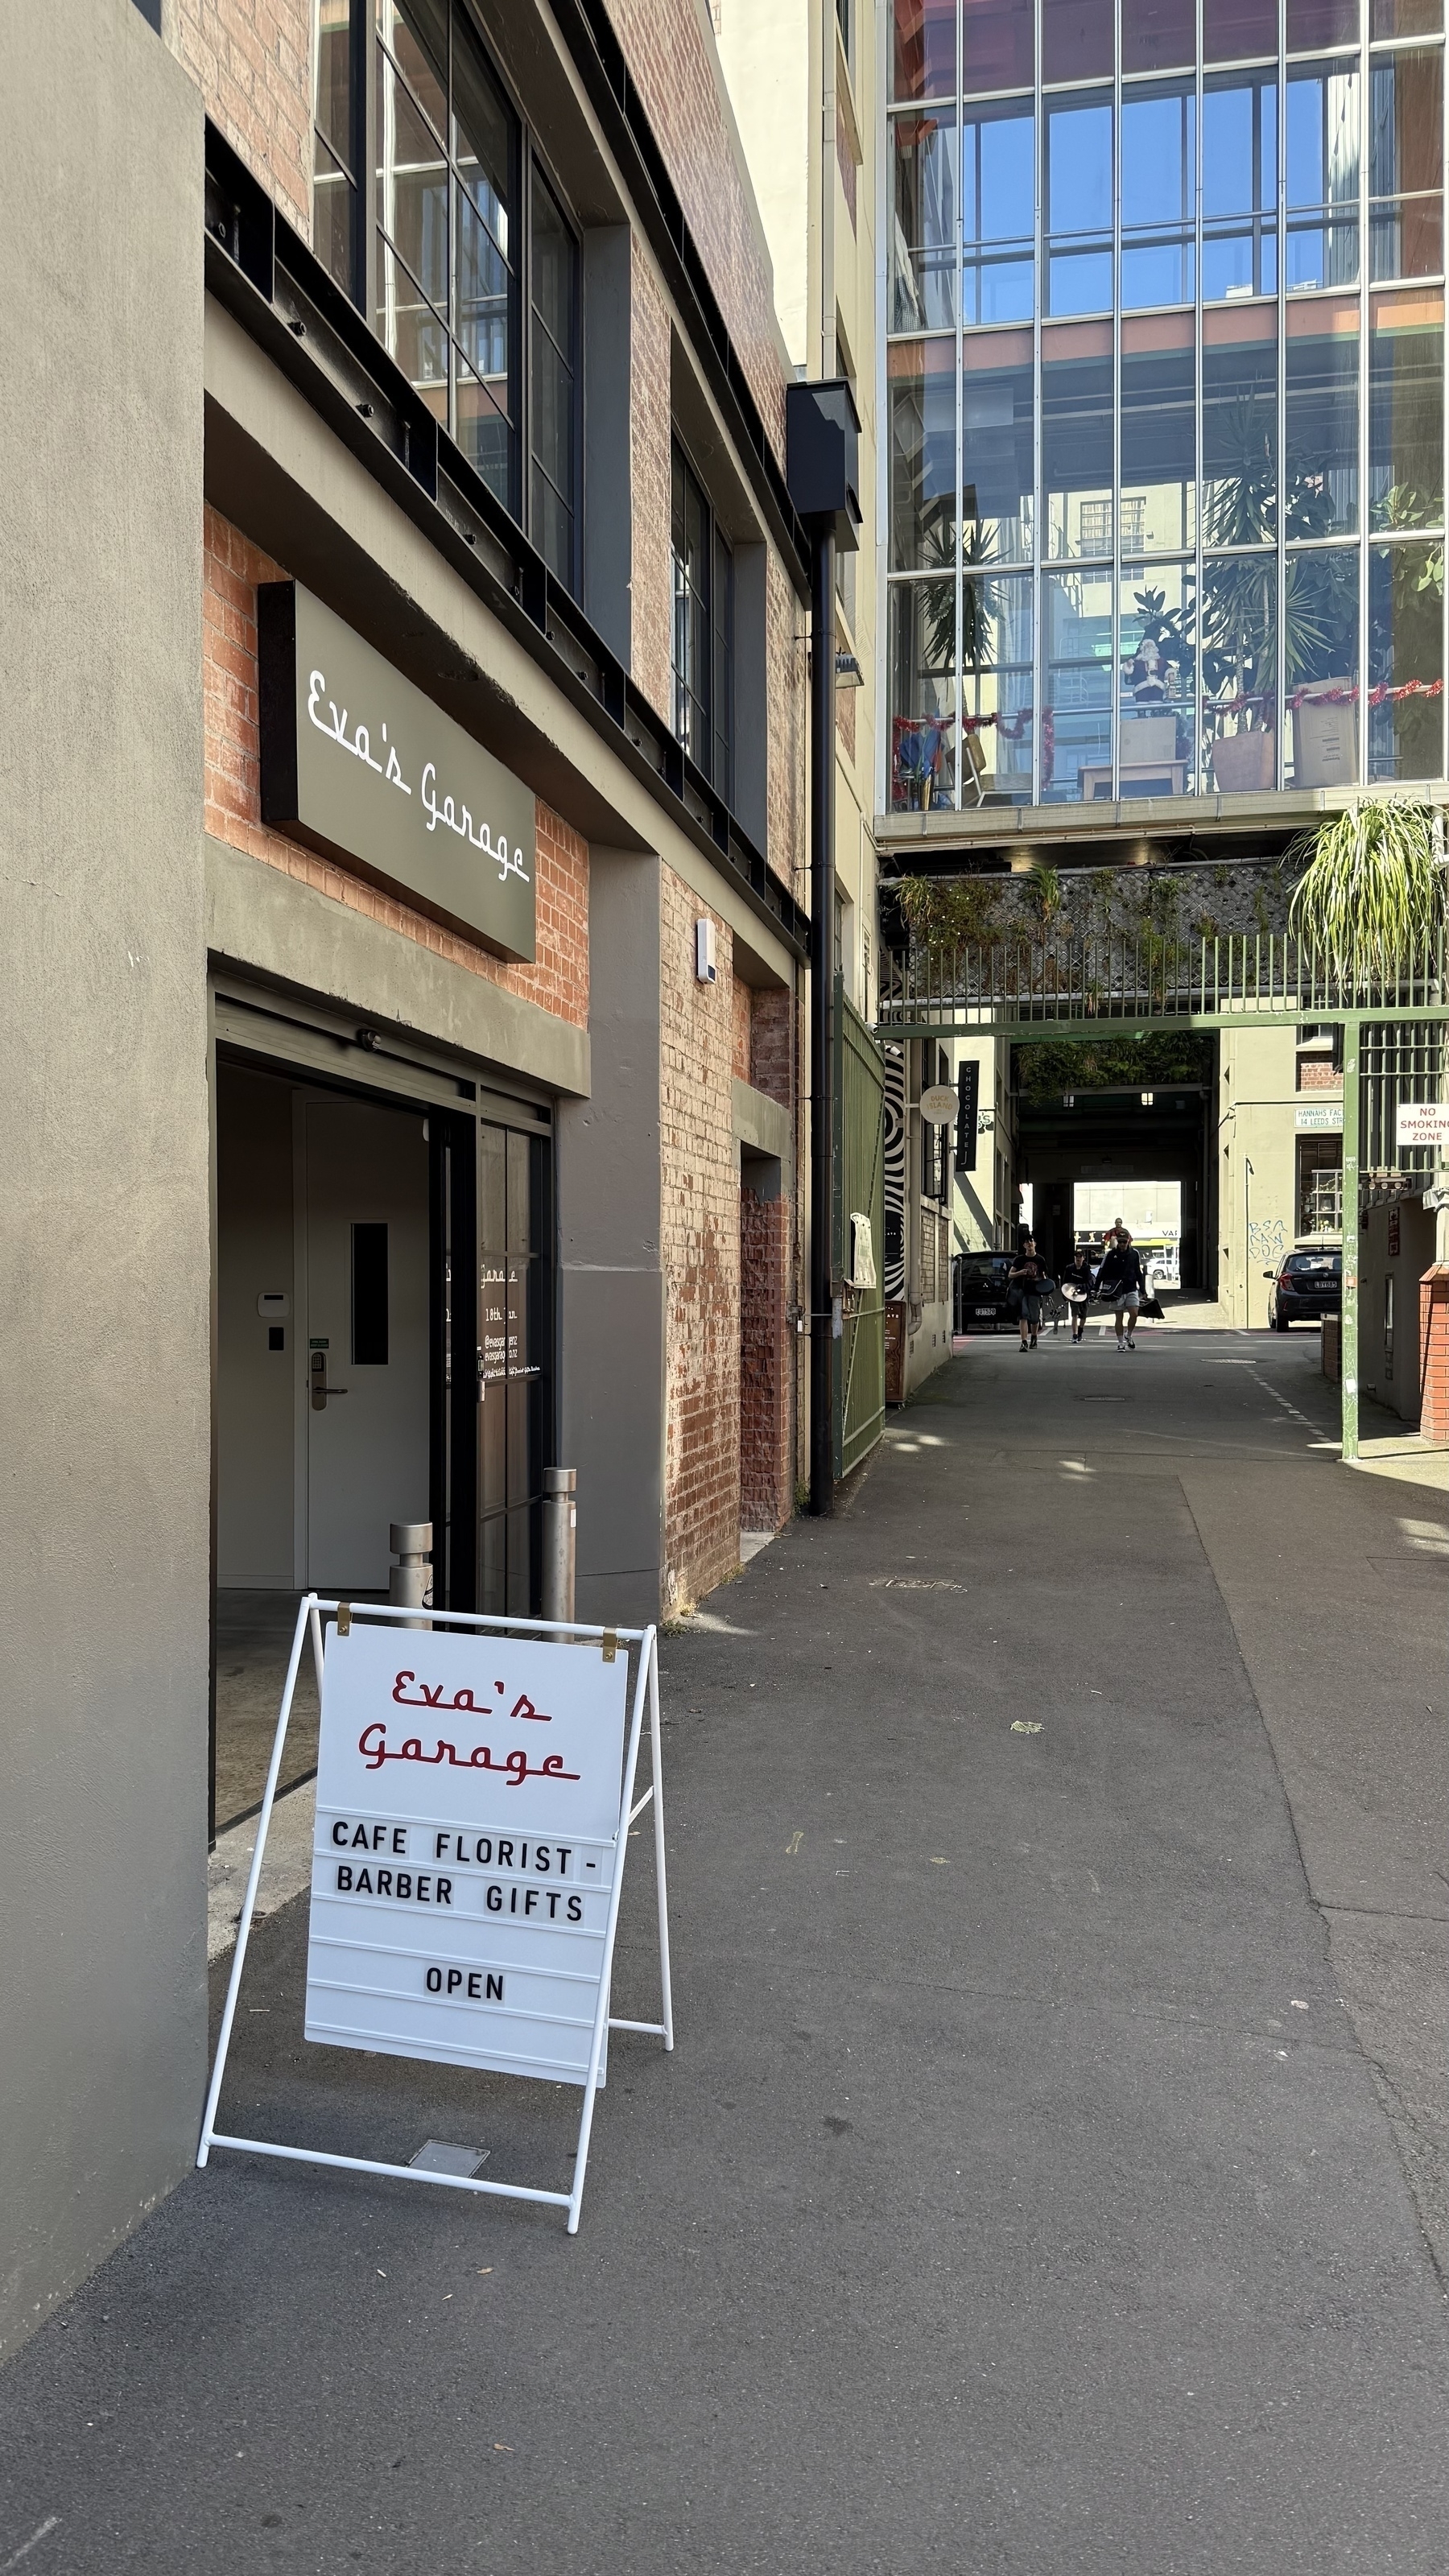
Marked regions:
[206,836,591,1099]
[733,1077,793,1176]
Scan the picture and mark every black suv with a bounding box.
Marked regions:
[955,1253,1017,1332]
[1266,1249,1341,1329]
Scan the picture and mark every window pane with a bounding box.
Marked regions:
[377,0,447,136]
[1121,86,1195,303]
[316,0,354,172]
[1043,324,1113,556]
[963,331,1034,563]
[889,341,958,572]
[892,0,956,99]
[1370,291,1444,526]
[1121,89,1195,234]
[890,580,957,809]
[1122,0,1196,71]
[1203,75,1278,297]
[1121,315,1196,551]
[455,349,510,501]
[313,135,355,295]
[712,530,734,806]
[672,447,712,770]
[964,105,1035,322]
[453,30,511,262]
[1370,195,1444,281]
[1047,98,1113,237]
[1042,0,1113,81]
[1286,60,1360,288]
[376,238,449,419]
[376,53,449,315]
[890,110,958,332]
[1372,0,1442,31]
[1203,0,1279,57]
[963,0,1034,91]
[1369,543,1445,778]
[1203,305,1278,541]
[1368,52,1443,283]
[1049,249,1113,315]
[530,172,576,583]
[1286,296,1360,532]
[1202,555,1279,788]
[1286,0,1359,41]
[1285,550,1360,781]
[1043,568,1113,800]
[1119,563,1196,791]
[964,574,1034,803]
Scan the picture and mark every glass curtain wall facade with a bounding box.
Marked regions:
[886,0,1446,811]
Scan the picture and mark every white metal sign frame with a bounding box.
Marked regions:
[198,1597,672,2233]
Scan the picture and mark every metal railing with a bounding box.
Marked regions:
[877,931,1449,1033]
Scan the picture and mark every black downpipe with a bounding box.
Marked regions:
[809,527,836,1517]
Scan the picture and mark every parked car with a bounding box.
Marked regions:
[1265,1249,1341,1330]
[955,1253,1017,1333]
[955,1253,1068,1334]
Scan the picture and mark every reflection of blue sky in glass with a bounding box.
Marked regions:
[1121,243,1195,308]
[1048,102,1112,237]
[1203,84,1277,219]
[1050,250,1113,314]
[1286,65,1360,210]
[967,113,1034,243]
[1121,93,1194,230]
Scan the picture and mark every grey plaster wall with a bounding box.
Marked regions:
[0,0,209,2355]
[557,853,667,1625]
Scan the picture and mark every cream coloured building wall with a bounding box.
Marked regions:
[1219,1029,1323,1330]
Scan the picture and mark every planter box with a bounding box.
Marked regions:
[1210,729,1276,792]
[1293,686,1359,790]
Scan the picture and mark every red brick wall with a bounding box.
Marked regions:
[1419,1265,1449,1444]
[604,0,788,452]
[171,0,312,236]
[660,865,741,1607]
[629,245,675,724]
[203,507,589,1029]
[741,1187,791,1529]
[750,987,793,1107]
[731,976,751,1083]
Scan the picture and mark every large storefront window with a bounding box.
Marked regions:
[881,6,1447,807]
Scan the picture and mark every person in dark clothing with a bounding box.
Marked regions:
[1060,1245,1095,1344]
[1008,1236,1051,1351]
[1095,1226,1147,1351]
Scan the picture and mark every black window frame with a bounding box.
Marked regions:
[310,0,582,591]
[671,436,735,800]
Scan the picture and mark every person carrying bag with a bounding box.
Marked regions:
[1095,1228,1147,1352]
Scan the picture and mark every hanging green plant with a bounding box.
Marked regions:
[1286,798,1444,984]
[894,875,1005,955]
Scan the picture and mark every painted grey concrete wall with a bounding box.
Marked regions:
[0,0,209,2356]
[557,853,666,1625]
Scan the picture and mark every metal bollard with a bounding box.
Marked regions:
[389,1521,433,1629]
[541,1468,576,1624]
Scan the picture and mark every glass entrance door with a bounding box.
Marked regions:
[478,1119,552,1613]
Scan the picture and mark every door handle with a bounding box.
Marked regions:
[310,1352,349,1410]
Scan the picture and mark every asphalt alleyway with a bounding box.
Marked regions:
[2,1326,1446,2574]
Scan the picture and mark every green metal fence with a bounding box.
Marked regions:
[833,980,886,1481]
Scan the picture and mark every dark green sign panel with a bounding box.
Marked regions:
[258,583,536,963]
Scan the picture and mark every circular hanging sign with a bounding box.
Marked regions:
[919,1083,959,1123]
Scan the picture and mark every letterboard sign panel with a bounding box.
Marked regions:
[258,581,536,961]
[305,1622,629,2085]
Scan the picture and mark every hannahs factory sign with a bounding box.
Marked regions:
[258,581,535,961]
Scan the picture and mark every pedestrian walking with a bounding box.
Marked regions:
[1095,1225,1147,1351]
[1060,1245,1095,1344]
[1008,1236,1051,1352]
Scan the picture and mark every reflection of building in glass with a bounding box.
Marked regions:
[885,0,1446,811]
